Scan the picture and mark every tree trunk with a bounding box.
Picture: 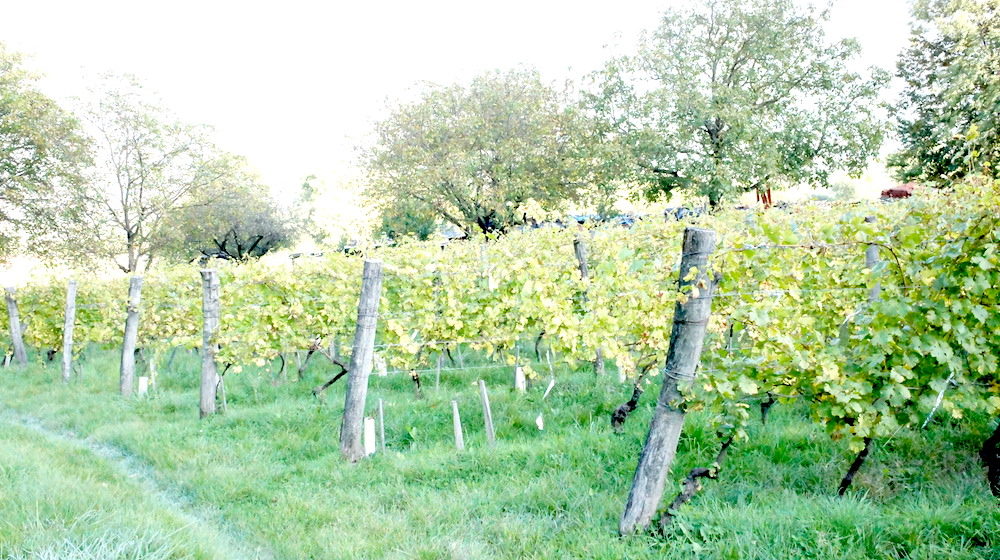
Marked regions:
[119,277,143,397]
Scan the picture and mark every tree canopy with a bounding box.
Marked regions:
[891,0,1000,183]
[0,42,89,258]
[589,0,888,208]
[364,69,594,235]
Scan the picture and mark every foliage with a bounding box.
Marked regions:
[64,75,231,272]
[588,0,888,208]
[157,155,294,262]
[891,0,1000,183]
[364,69,596,235]
[0,42,90,259]
[375,198,438,242]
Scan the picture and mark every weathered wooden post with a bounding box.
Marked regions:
[478,380,496,447]
[619,227,717,535]
[452,400,465,450]
[340,260,384,462]
[573,237,605,376]
[377,398,386,452]
[4,288,27,366]
[865,216,881,301]
[119,277,143,396]
[61,280,77,382]
[199,270,220,417]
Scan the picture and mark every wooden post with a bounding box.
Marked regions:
[119,277,143,396]
[377,398,386,452]
[4,288,27,366]
[435,353,443,389]
[199,270,220,417]
[573,237,605,376]
[137,376,149,395]
[864,216,881,301]
[452,400,465,450]
[61,280,77,382]
[620,227,717,535]
[478,379,496,447]
[340,260,384,462]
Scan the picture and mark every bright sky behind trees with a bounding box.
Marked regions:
[0,0,909,198]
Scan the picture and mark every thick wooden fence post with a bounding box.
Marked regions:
[619,227,717,535]
[340,260,384,462]
[61,280,77,382]
[479,379,496,447]
[199,270,220,418]
[119,277,143,397]
[573,237,605,376]
[4,288,27,366]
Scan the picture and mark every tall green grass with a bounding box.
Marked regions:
[1,346,997,559]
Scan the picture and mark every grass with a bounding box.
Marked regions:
[0,346,998,559]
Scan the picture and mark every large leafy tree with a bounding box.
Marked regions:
[0,42,89,258]
[157,156,294,262]
[589,0,887,209]
[891,0,1000,183]
[66,75,231,272]
[364,69,594,235]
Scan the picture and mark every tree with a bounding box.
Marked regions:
[364,69,593,235]
[376,198,438,242]
[69,75,228,272]
[0,42,89,258]
[890,0,1000,183]
[157,156,294,262]
[589,0,888,209]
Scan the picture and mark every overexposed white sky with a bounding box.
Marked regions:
[1,0,912,198]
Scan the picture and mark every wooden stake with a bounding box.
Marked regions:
[4,288,27,366]
[452,400,465,450]
[620,227,717,535]
[478,380,496,447]
[119,277,143,397]
[377,398,386,452]
[199,270,220,417]
[340,260,384,462]
[514,365,526,392]
[61,280,77,382]
[573,237,605,375]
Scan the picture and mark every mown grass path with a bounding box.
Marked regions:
[0,403,273,560]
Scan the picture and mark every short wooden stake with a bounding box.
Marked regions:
[514,365,526,392]
[377,398,386,452]
[4,288,27,366]
[137,376,149,395]
[61,280,77,382]
[452,400,465,450]
[478,379,496,447]
[119,277,143,396]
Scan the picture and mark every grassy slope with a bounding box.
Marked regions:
[0,414,238,559]
[0,348,997,560]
